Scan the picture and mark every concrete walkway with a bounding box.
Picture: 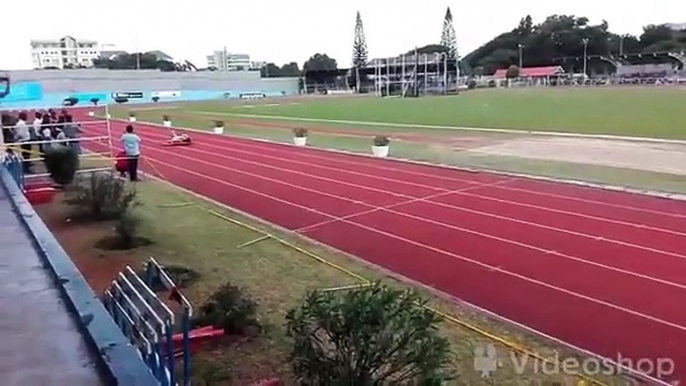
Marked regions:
[0,183,104,386]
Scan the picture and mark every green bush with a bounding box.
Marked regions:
[115,212,141,249]
[293,128,308,137]
[285,283,452,385]
[373,135,390,146]
[65,172,138,221]
[43,146,79,185]
[192,282,260,335]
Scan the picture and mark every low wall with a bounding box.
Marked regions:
[0,167,159,385]
[0,69,301,109]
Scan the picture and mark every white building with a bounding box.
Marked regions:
[206,51,261,71]
[31,36,100,69]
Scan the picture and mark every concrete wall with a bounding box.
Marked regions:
[1,69,300,109]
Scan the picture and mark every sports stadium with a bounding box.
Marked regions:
[1,11,686,386]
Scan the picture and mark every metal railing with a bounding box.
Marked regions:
[103,257,193,386]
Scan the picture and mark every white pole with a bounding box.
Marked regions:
[386,58,390,96]
[105,104,114,158]
[443,54,448,94]
[402,54,406,91]
[456,57,460,89]
[424,54,428,92]
[582,38,589,79]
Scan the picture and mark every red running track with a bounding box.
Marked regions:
[76,111,686,384]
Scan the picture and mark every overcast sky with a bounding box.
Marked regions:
[0,0,682,70]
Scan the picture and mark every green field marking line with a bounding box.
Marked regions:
[191,110,686,145]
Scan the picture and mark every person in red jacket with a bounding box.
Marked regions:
[115,151,128,178]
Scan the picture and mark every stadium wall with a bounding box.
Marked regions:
[0,69,300,108]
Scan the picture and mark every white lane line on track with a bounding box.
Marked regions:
[99,123,686,251]
[90,123,686,290]
[137,155,686,333]
[123,126,686,239]
[100,117,686,219]
[294,178,517,233]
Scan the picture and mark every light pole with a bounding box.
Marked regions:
[518,44,524,68]
[582,38,589,79]
[619,35,625,56]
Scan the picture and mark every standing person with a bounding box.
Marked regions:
[40,114,54,153]
[63,115,83,154]
[13,112,32,173]
[33,112,43,153]
[121,125,141,182]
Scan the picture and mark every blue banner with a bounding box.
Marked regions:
[1,82,43,103]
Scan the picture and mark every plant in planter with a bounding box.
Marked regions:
[128,112,136,122]
[293,128,308,147]
[152,96,160,103]
[213,120,224,134]
[162,115,172,127]
[90,97,99,105]
[372,136,390,157]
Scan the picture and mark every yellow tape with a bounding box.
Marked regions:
[236,234,271,249]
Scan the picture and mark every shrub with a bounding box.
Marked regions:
[115,212,141,249]
[373,135,390,147]
[293,128,308,138]
[152,96,160,103]
[90,97,99,105]
[214,120,224,128]
[43,146,79,185]
[129,111,136,117]
[162,115,170,121]
[285,283,452,385]
[505,64,520,79]
[65,172,138,221]
[192,282,260,335]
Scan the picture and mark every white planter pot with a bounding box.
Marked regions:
[88,111,95,117]
[106,114,112,119]
[163,121,172,127]
[213,126,224,134]
[293,136,307,147]
[129,116,137,122]
[372,145,390,158]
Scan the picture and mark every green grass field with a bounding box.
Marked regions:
[113,87,686,195]
[192,87,686,138]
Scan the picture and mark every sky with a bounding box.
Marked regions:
[0,0,683,70]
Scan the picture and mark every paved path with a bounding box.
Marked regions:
[0,183,104,386]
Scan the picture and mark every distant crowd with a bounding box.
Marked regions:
[1,109,83,173]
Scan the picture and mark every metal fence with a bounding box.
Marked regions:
[103,257,193,386]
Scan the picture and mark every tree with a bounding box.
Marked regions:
[92,52,188,71]
[440,7,458,60]
[462,15,686,75]
[280,62,301,77]
[352,11,368,68]
[260,62,301,77]
[505,65,520,78]
[285,283,452,385]
[303,53,338,72]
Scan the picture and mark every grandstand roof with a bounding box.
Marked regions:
[493,65,564,78]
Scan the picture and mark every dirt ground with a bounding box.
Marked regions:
[35,195,142,293]
[469,136,686,175]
